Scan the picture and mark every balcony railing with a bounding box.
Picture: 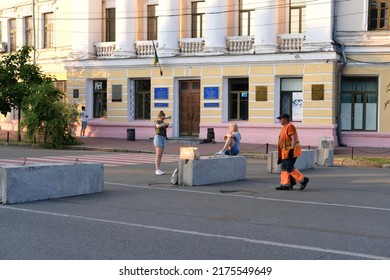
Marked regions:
[93,34,306,59]
[179,38,204,55]
[279,34,305,52]
[227,36,254,54]
[136,41,156,57]
[95,42,116,58]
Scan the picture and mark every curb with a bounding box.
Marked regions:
[333,158,383,168]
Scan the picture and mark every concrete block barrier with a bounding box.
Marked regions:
[267,150,314,174]
[0,162,104,204]
[178,155,247,186]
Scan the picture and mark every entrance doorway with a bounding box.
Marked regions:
[93,80,107,118]
[179,80,200,137]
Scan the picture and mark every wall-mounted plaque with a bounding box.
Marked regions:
[255,86,267,101]
[312,84,324,100]
[154,87,169,99]
[204,103,219,108]
[204,87,219,99]
[154,103,169,107]
[112,85,122,102]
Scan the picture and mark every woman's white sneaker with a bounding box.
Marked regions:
[155,170,165,175]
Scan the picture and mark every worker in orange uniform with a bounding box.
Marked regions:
[276,113,309,191]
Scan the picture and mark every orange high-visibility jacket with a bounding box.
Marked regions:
[278,122,302,159]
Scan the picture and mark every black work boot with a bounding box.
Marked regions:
[289,176,296,189]
[275,185,292,191]
[299,177,309,191]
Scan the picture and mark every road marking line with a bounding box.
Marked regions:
[1,205,387,260]
[106,182,390,213]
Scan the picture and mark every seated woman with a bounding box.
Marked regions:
[216,122,241,155]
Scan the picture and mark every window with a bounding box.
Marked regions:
[239,0,255,36]
[106,8,116,42]
[280,78,303,122]
[369,0,389,30]
[290,0,306,34]
[93,80,107,118]
[340,77,378,131]
[192,1,205,38]
[135,80,151,119]
[44,12,53,48]
[25,16,33,46]
[147,5,158,40]
[229,78,248,121]
[10,18,16,52]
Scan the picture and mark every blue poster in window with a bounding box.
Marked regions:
[204,87,219,99]
[204,103,219,108]
[155,103,169,107]
[154,88,169,99]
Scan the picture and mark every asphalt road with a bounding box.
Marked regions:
[1,146,390,260]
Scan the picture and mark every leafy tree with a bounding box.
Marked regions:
[22,83,79,148]
[0,46,51,141]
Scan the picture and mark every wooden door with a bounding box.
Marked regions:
[179,80,200,136]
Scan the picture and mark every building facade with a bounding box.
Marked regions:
[1,0,390,147]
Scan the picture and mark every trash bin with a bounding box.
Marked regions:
[207,128,215,142]
[320,137,333,149]
[318,136,334,166]
[127,128,135,141]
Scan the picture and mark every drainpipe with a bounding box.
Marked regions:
[32,0,36,64]
[332,1,347,147]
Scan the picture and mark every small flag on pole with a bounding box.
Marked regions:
[152,40,163,76]
[152,40,159,65]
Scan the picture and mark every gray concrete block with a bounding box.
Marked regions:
[317,148,334,166]
[267,150,314,173]
[1,162,104,204]
[178,156,246,186]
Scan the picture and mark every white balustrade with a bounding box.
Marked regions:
[95,42,116,58]
[136,41,157,57]
[227,36,254,54]
[179,38,205,55]
[279,34,305,52]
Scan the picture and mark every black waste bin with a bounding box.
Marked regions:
[207,128,215,142]
[127,128,135,141]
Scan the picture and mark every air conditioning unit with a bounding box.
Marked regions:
[0,42,8,53]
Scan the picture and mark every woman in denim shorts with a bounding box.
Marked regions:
[154,111,169,175]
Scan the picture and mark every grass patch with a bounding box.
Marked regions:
[335,156,390,165]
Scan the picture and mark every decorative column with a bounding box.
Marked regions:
[113,0,137,58]
[302,0,334,51]
[254,0,278,53]
[157,0,180,57]
[203,0,228,54]
[68,0,102,60]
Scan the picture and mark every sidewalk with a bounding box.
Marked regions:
[74,137,274,156]
[2,129,390,160]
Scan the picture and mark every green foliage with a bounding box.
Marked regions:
[22,83,80,148]
[0,46,50,140]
